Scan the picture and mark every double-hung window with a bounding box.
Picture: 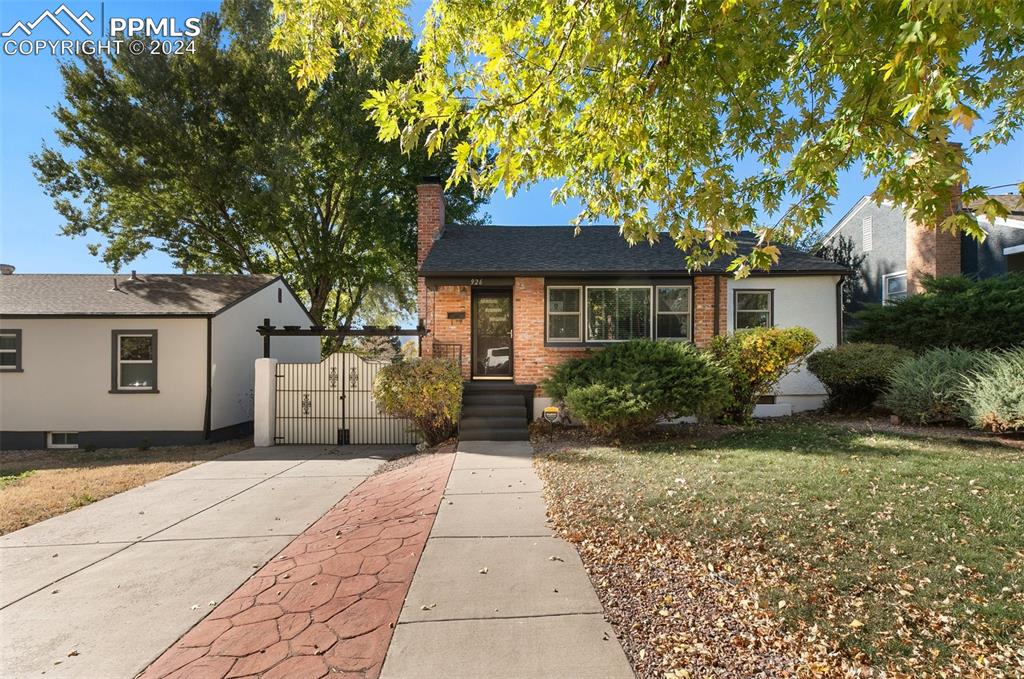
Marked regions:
[0,329,21,371]
[882,272,907,304]
[546,287,582,341]
[112,331,158,392]
[655,286,691,340]
[734,290,773,329]
[586,287,651,341]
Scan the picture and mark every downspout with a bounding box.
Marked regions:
[203,316,212,440]
[835,277,845,345]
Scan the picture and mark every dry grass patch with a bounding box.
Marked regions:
[536,423,1024,678]
[0,439,250,535]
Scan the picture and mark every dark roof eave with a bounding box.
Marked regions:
[420,268,850,277]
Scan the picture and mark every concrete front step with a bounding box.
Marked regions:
[462,393,525,407]
[461,404,528,419]
[459,427,529,442]
[460,416,525,430]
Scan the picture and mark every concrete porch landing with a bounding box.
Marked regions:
[381,440,634,679]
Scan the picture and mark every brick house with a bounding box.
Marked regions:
[415,179,848,439]
[821,192,1024,309]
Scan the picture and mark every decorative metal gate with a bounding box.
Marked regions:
[274,352,419,445]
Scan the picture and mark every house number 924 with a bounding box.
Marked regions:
[470,278,484,286]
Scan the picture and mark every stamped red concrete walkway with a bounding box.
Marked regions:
[139,452,454,679]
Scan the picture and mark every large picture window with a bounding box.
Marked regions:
[655,286,691,340]
[112,331,158,392]
[586,287,651,341]
[734,290,773,329]
[0,329,21,371]
[546,286,582,341]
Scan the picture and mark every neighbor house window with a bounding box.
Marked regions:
[0,329,21,371]
[48,432,79,449]
[655,286,691,340]
[862,216,873,252]
[112,331,158,392]
[546,286,582,341]
[586,287,651,341]
[883,271,907,304]
[734,290,773,329]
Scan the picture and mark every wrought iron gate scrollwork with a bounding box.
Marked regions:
[274,352,418,445]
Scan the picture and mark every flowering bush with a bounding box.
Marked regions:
[707,327,818,422]
[373,358,462,445]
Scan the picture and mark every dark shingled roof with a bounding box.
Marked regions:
[966,194,1024,218]
[0,273,281,316]
[420,225,849,276]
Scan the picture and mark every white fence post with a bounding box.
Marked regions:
[254,358,278,447]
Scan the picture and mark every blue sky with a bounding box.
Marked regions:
[1,0,1021,274]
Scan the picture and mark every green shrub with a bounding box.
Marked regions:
[373,358,462,445]
[706,327,819,422]
[850,274,1024,351]
[882,348,983,424]
[541,339,729,435]
[806,343,913,413]
[962,347,1024,432]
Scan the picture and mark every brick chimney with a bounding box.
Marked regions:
[905,182,962,295]
[417,177,445,267]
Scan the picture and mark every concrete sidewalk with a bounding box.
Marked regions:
[381,440,634,679]
[0,444,406,678]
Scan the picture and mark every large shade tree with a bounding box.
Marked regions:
[271,0,1023,274]
[33,0,485,328]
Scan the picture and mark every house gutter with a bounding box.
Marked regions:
[835,277,845,345]
[203,316,212,440]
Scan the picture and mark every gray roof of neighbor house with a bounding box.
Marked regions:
[420,225,849,276]
[0,273,282,316]
[966,194,1024,218]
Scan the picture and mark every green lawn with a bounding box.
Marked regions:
[536,423,1023,677]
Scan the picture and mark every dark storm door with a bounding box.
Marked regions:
[472,290,513,378]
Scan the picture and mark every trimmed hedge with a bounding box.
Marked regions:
[541,339,729,436]
[963,347,1024,432]
[850,274,1024,351]
[374,358,462,445]
[882,348,982,424]
[706,327,819,422]
[806,343,913,413]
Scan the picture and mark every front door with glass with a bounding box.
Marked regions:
[472,290,513,378]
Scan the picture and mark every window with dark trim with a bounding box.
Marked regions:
[586,286,651,341]
[48,432,79,449]
[112,330,158,392]
[655,286,691,340]
[0,329,22,371]
[734,290,773,329]
[546,286,582,341]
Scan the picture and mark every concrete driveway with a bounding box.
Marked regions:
[0,444,407,679]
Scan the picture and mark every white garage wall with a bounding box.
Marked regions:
[209,279,320,431]
[0,317,207,432]
[728,275,841,411]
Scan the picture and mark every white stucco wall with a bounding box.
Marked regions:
[728,274,841,411]
[209,280,320,431]
[0,317,207,432]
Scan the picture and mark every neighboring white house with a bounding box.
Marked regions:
[0,272,320,450]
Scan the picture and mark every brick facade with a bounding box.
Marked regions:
[693,275,729,347]
[512,277,591,391]
[906,185,962,295]
[419,283,472,380]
